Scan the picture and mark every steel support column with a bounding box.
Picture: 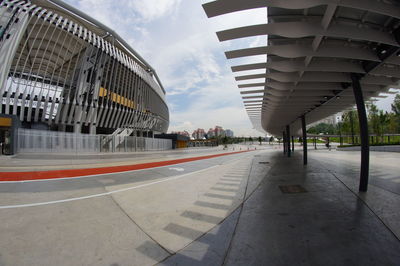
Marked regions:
[283,131,286,155]
[286,125,291,157]
[291,136,294,152]
[301,115,307,165]
[351,74,370,192]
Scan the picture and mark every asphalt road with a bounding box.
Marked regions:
[0,149,261,266]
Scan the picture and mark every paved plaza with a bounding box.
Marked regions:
[0,146,399,265]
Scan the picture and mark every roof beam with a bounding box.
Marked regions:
[240,89,265,94]
[203,0,400,19]
[217,22,398,46]
[232,60,365,73]
[225,44,379,61]
[300,4,337,79]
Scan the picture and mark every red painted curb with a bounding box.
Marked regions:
[0,150,253,181]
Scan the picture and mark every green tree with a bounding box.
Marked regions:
[307,122,335,135]
[388,113,398,134]
[391,94,400,133]
[368,103,380,143]
[378,111,389,142]
[392,94,400,115]
[341,110,359,143]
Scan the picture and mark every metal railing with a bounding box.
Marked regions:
[17,129,172,153]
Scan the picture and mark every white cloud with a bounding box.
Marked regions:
[64,0,268,136]
[167,72,265,136]
[128,0,182,22]
[375,90,400,112]
[169,106,262,137]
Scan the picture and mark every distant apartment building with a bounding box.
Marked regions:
[192,128,206,140]
[225,129,234,137]
[310,112,343,127]
[171,131,190,138]
[207,128,215,138]
[215,126,224,137]
[206,126,226,138]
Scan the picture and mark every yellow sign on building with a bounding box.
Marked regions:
[0,117,12,127]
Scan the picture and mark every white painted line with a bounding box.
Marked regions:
[0,165,221,209]
[376,175,395,180]
[168,167,184,172]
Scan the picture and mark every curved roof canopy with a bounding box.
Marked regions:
[203,0,400,135]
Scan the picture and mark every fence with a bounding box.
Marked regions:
[17,129,172,153]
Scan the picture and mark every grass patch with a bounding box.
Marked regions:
[338,142,400,148]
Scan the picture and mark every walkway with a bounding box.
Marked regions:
[0,146,399,265]
[162,149,400,265]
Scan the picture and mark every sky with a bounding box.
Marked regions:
[63,0,398,136]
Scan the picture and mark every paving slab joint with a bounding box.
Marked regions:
[324,168,400,242]
[110,193,173,256]
[221,155,270,265]
[157,154,270,265]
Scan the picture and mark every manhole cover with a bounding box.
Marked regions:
[279,185,307,194]
[259,162,270,164]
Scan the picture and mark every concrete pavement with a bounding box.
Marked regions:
[0,148,260,265]
[0,146,399,265]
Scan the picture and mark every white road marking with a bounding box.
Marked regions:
[168,167,184,172]
[0,165,221,209]
[375,175,395,180]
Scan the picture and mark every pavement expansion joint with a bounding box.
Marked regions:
[109,193,173,256]
[221,155,265,265]
[309,154,400,242]
[155,155,261,264]
[328,169,400,242]
[279,185,308,194]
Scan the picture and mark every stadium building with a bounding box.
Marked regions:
[0,0,169,153]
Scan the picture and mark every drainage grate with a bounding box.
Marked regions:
[279,185,307,194]
[259,162,270,164]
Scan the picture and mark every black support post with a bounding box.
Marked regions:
[283,131,286,155]
[291,136,294,152]
[286,125,291,157]
[301,115,307,165]
[351,74,370,192]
